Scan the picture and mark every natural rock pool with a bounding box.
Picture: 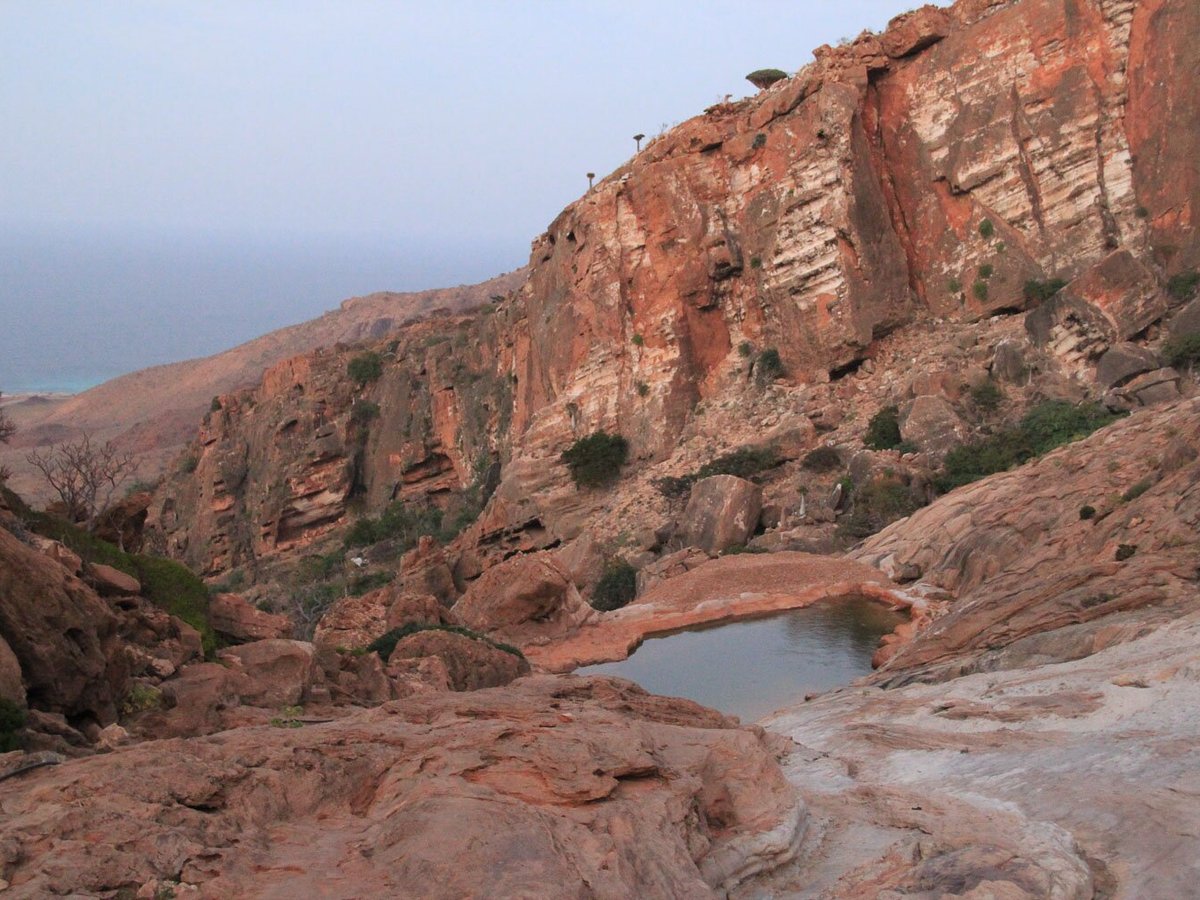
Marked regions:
[577,596,904,721]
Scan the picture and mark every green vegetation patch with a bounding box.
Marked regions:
[347,351,384,386]
[561,431,629,489]
[837,478,922,541]
[590,560,638,612]
[755,348,785,384]
[0,698,25,752]
[802,445,843,472]
[1164,332,1200,369]
[697,445,779,480]
[936,401,1123,492]
[1024,278,1067,303]
[1166,270,1199,301]
[864,405,902,451]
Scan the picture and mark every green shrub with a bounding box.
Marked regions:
[1121,477,1153,502]
[970,379,1004,413]
[802,446,843,472]
[0,698,25,752]
[1166,270,1199,301]
[973,280,989,302]
[697,446,778,480]
[937,401,1122,492]
[347,351,383,386]
[864,406,902,450]
[631,333,644,346]
[979,219,995,239]
[591,560,638,612]
[636,381,650,397]
[210,396,222,412]
[365,622,523,661]
[755,348,785,384]
[948,277,963,294]
[978,263,994,279]
[343,500,443,550]
[1164,332,1200,369]
[133,555,218,657]
[350,400,380,426]
[738,341,753,358]
[1019,401,1121,454]
[1024,278,1067,303]
[561,431,629,488]
[181,455,199,474]
[751,133,767,150]
[1079,505,1096,520]
[837,478,921,541]
[750,255,763,269]
[1115,544,1137,561]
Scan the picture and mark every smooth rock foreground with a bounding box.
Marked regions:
[0,676,803,898]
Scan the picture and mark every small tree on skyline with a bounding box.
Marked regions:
[0,392,14,484]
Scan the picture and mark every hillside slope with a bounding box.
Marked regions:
[0,270,525,501]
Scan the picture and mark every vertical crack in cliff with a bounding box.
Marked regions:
[862,78,922,305]
[1092,89,1122,251]
[1009,84,1048,238]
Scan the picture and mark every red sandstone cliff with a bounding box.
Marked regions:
[148,0,1199,580]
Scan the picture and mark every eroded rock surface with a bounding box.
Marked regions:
[0,676,803,899]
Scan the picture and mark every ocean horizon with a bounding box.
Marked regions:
[0,225,521,395]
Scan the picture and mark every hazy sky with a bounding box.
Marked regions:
[1,1,934,391]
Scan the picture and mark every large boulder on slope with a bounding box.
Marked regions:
[680,475,763,555]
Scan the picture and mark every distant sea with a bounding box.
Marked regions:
[0,226,520,395]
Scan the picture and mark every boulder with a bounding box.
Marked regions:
[388,630,530,692]
[881,4,950,58]
[140,663,251,739]
[1096,343,1161,388]
[86,563,141,597]
[0,634,24,707]
[217,640,318,708]
[0,529,127,724]
[990,339,1028,383]
[313,586,444,651]
[899,395,967,454]
[452,552,591,643]
[399,536,457,605]
[1119,368,1182,406]
[31,538,82,576]
[1064,250,1167,341]
[1168,297,1200,338]
[208,592,292,643]
[679,475,763,555]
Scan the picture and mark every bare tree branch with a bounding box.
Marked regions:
[0,393,15,446]
[26,432,137,528]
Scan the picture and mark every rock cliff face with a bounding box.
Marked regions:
[147,0,1199,584]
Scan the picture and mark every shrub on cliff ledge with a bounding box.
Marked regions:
[561,431,628,488]
[590,560,638,612]
[347,351,383,386]
[864,405,902,450]
[1164,332,1200,370]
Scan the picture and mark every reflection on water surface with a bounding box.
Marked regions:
[577,596,903,721]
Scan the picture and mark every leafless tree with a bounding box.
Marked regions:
[26,433,137,528]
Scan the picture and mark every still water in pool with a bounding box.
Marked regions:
[577,596,903,722]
